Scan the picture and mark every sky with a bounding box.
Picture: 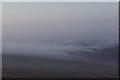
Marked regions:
[0,3,1,42]
[2,2,119,43]
[1,0,118,2]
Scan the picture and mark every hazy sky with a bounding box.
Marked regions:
[3,2,119,43]
[0,3,2,43]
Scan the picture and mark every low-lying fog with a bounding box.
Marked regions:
[3,40,118,66]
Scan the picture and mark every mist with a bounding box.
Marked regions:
[2,2,119,69]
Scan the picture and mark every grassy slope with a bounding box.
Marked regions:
[3,54,118,75]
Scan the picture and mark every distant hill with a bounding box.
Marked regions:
[60,40,105,46]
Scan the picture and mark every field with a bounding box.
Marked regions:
[2,54,118,78]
